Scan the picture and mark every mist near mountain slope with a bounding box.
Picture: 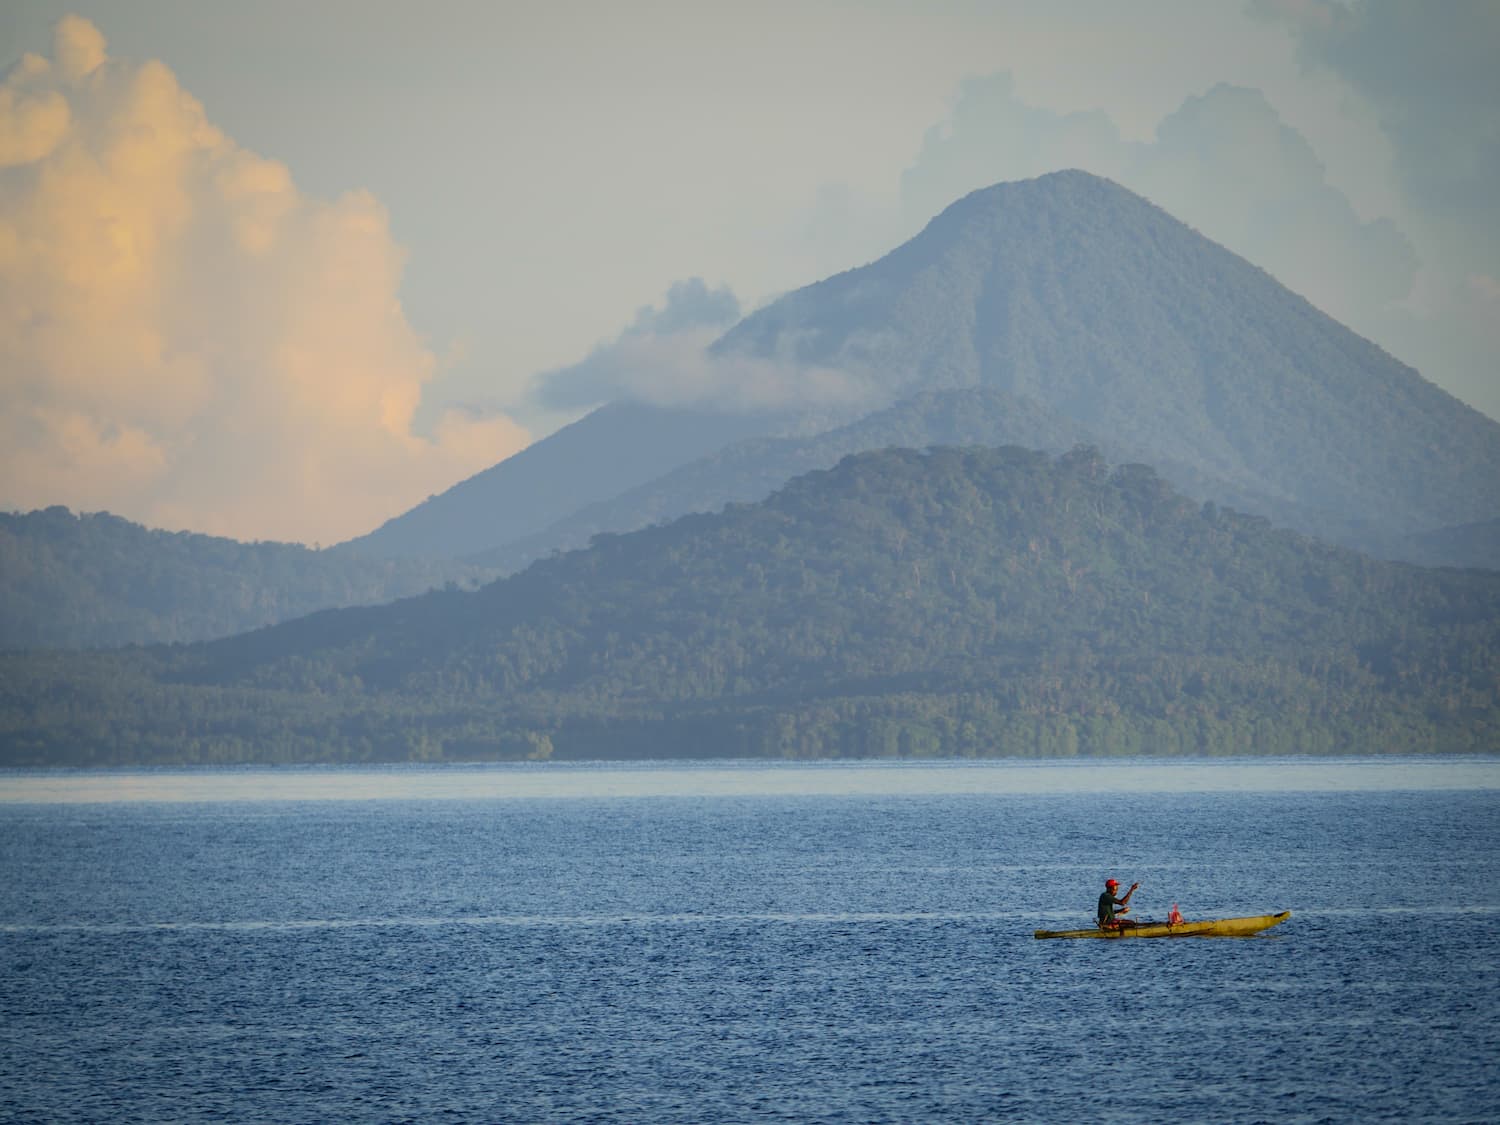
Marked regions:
[467,384,1427,577]
[334,402,792,561]
[366,170,1500,569]
[10,171,1500,652]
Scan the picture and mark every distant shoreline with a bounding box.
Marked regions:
[4,754,1498,804]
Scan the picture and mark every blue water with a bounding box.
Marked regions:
[2,760,1498,1122]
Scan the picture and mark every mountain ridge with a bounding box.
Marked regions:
[712,170,1499,532]
[336,401,792,560]
[363,169,1500,574]
[5,445,1495,765]
[0,507,495,650]
[6,170,1499,650]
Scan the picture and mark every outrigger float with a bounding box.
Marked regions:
[1034,910,1291,940]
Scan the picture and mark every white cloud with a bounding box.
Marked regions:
[1250,0,1500,417]
[0,17,529,544]
[534,278,871,417]
[901,74,1127,232]
[1253,0,1500,258]
[538,327,873,417]
[1129,84,1417,322]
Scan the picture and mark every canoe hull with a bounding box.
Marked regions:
[1033,910,1291,940]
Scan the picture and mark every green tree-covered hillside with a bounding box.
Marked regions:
[3,447,1496,766]
[0,508,495,650]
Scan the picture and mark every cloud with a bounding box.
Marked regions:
[618,277,740,340]
[1249,0,1500,418]
[533,277,875,417]
[901,73,1127,232]
[0,17,528,544]
[1254,0,1500,263]
[1130,84,1418,321]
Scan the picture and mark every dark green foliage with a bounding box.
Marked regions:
[0,507,497,650]
[4,446,1496,766]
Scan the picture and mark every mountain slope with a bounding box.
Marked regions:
[469,382,1394,577]
[6,446,1495,766]
[352,170,1499,571]
[10,171,1496,652]
[712,170,1500,536]
[336,401,789,560]
[468,386,1100,572]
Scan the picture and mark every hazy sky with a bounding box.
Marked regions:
[1,1,1495,543]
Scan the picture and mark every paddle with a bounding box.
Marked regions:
[1113,881,1143,927]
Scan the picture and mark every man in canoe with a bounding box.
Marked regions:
[1097,877,1140,929]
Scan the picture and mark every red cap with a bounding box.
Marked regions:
[1106,878,1119,888]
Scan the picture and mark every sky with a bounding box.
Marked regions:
[1,1,1495,545]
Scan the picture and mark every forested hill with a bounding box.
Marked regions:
[468,383,1394,578]
[11,173,1497,653]
[468,386,1100,574]
[0,507,495,649]
[3,446,1496,766]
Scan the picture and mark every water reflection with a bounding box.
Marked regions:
[1,756,1496,804]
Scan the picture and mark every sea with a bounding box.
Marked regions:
[2,757,1497,1123]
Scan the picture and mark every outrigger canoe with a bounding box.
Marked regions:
[1034,910,1291,940]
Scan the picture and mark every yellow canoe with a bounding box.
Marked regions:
[1034,910,1291,940]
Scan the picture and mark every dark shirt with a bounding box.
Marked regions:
[1098,890,1122,927]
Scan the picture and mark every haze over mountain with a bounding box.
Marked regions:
[7,171,1498,652]
[352,171,1500,571]
[468,384,1402,578]
[337,402,789,561]
[6,446,1494,767]
[467,387,1097,573]
[718,172,1500,526]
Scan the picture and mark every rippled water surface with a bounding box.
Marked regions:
[2,759,1498,1122]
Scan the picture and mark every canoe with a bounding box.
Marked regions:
[1033,910,1291,940]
